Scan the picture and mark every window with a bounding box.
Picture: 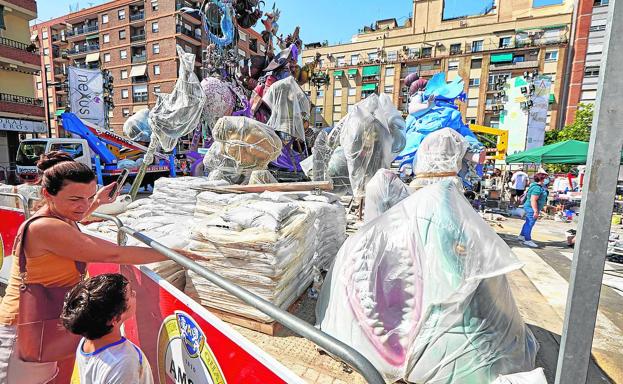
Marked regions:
[154,85,161,93]
[118,9,126,20]
[471,40,483,52]
[102,14,109,23]
[513,54,525,63]
[421,47,432,57]
[594,0,609,5]
[384,85,394,94]
[347,104,355,113]
[154,64,160,75]
[334,89,342,98]
[385,67,395,77]
[238,48,246,57]
[152,22,159,33]
[119,29,126,40]
[36,82,42,90]
[351,54,359,65]
[43,48,49,56]
[545,50,558,61]
[315,122,323,128]
[120,49,127,60]
[316,89,324,98]
[103,34,110,43]
[336,56,345,66]
[122,108,130,117]
[467,98,479,107]
[590,24,606,32]
[121,89,129,99]
[450,43,462,54]
[581,90,597,100]
[367,51,378,61]
[584,66,600,77]
[239,31,247,41]
[448,59,459,70]
[334,105,342,113]
[386,51,397,62]
[151,0,159,11]
[45,64,51,73]
[499,37,512,48]
[153,43,160,54]
[315,106,323,114]
[470,58,482,69]
[348,87,356,96]
[104,53,111,62]
[469,78,480,87]
[42,30,48,39]
[50,143,83,158]
[468,118,477,125]
[488,72,511,85]
[120,69,128,79]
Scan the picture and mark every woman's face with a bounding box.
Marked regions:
[43,180,97,221]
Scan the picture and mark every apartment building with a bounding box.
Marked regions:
[302,0,573,132]
[564,0,609,124]
[32,0,264,136]
[0,0,45,174]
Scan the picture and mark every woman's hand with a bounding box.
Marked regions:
[95,182,119,206]
[533,211,539,219]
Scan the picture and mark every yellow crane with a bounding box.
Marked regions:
[469,124,509,161]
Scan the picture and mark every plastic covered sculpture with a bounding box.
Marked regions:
[364,169,410,223]
[396,72,484,187]
[339,93,406,198]
[122,108,151,142]
[201,76,237,130]
[149,45,206,152]
[263,76,310,141]
[316,180,537,383]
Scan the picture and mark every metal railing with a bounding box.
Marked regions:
[131,54,146,63]
[67,24,99,37]
[132,94,148,102]
[176,25,201,40]
[130,34,146,42]
[0,192,31,218]
[67,44,99,55]
[0,93,43,106]
[91,212,385,384]
[130,12,145,21]
[0,36,38,54]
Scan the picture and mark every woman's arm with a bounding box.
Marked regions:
[30,218,168,265]
[531,194,540,218]
[82,183,119,220]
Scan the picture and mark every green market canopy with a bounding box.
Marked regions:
[506,140,623,164]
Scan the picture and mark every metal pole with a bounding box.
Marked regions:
[91,212,385,384]
[555,1,623,382]
[557,0,580,131]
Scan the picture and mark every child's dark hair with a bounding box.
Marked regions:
[61,274,130,340]
[37,151,95,195]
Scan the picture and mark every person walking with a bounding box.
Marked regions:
[0,152,170,384]
[518,172,549,248]
[510,169,529,207]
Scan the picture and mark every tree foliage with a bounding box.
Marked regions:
[544,103,594,173]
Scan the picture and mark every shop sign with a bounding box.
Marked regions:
[0,118,46,133]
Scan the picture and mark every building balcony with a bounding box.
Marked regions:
[130,34,146,43]
[176,25,201,43]
[176,1,201,20]
[0,93,45,118]
[131,54,146,63]
[132,76,148,84]
[130,12,145,22]
[489,60,539,71]
[133,94,148,103]
[0,37,40,68]
[53,67,66,77]
[66,44,99,56]
[67,25,99,39]
[4,0,37,15]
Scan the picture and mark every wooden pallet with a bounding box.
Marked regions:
[204,296,304,336]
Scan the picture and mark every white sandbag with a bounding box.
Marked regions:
[492,368,547,384]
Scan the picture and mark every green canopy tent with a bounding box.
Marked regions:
[506,140,623,164]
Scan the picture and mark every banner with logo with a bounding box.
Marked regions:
[501,76,529,155]
[525,78,551,150]
[88,263,305,384]
[68,67,105,128]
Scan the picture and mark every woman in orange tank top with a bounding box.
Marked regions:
[0,152,170,384]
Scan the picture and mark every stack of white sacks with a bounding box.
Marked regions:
[185,190,346,322]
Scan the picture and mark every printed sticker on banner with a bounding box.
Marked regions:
[157,310,226,384]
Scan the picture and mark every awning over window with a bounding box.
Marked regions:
[129,64,147,77]
[362,66,380,77]
[348,68,358,76]
[85,52,100,62]
[334,70,343,78]
[55,109,65,116]
[361,83,377,91]
[490,53,513,63]
[549,94,555,104]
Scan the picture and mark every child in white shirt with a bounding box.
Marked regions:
[61,273,154,384]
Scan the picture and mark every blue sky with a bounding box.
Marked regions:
[35,1,563,44]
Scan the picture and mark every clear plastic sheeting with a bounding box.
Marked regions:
[248,170,278,185]
[263,76,310,140]
[339,94,406,198]
[317,181,536,383]
[311,130,331,181]
[122,108,151,142]
[201,76,236,130]
[0,184,41,209]
[148,45,206,152]
[411,128,469,190]
[211,116,283,170]
[492,368,548,384]
[327,146,351,195]
[364,169,410,223]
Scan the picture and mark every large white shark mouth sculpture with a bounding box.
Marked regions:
[316,181,538,383]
